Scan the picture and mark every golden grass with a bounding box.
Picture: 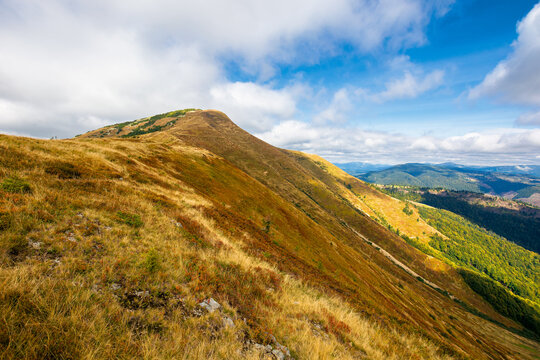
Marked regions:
[1,128,538,359]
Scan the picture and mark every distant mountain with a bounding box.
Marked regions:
[357,163,540,206]
[445,164,540,178]
[334,162,391,175]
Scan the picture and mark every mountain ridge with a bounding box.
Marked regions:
[1,109,538,359]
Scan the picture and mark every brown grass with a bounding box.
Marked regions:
[0,117,538,360]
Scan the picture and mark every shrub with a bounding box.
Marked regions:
[0,176,31,194]
[116,212,143,228]
[402,203,413,216]
[144,249,160,273]
[262,218,271,233]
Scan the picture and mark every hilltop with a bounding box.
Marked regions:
[1,110,539,359]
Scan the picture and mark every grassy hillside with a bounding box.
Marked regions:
[300,156,540,333]
[1,110,538,359]
[360,185,540,334]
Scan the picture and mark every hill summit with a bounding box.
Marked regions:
[1,109,538,359]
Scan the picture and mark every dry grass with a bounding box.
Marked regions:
[1,127,538,360]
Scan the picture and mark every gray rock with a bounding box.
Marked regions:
[170,218,183,228]
[254,343,266,352]
[135,290,149,298]
[28,239,42,249]
[275,343,290,357]
[110,283,121,291]
[272,349,285,360]
[222,316,234,328]
[199,298,221,313]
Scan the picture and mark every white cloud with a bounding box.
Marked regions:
[256,123,540,164]
[516,110,540,125]
[367,70,444,102]
[101,0,448,60]
[313,88,352,124]
[0,0,451,138]
[209,82,297,132]
[469,3,540,106]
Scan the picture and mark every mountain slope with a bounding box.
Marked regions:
[1,110,538,359]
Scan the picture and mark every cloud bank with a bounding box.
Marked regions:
[0,0,538,165]
[0,0,450,138]
[469,3,540,106]
[256,124,540,165]
[368,70,444,102]
[468,2,540,133]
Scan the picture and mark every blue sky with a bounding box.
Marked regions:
[1,0,539,164]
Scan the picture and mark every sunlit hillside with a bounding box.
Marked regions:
[1,110,538,359]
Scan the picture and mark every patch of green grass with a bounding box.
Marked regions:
[143,249,160,273]
[138,109,200,129]
[0,176,31,193]
[122,120,178,138]
[112,120,136,130]
[116,211,143,228]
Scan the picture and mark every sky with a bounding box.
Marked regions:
[1,0,539,165]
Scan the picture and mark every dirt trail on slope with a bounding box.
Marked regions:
[349,227,456,300]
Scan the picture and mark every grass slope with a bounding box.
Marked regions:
[0,110,538,359]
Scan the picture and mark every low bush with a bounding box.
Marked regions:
[116,212,143,228]
[144,249,160,273]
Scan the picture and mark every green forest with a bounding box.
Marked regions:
[459,269,540,335]
[413,206,540,334]
[379,186,540,253]
[417,206,539,303]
